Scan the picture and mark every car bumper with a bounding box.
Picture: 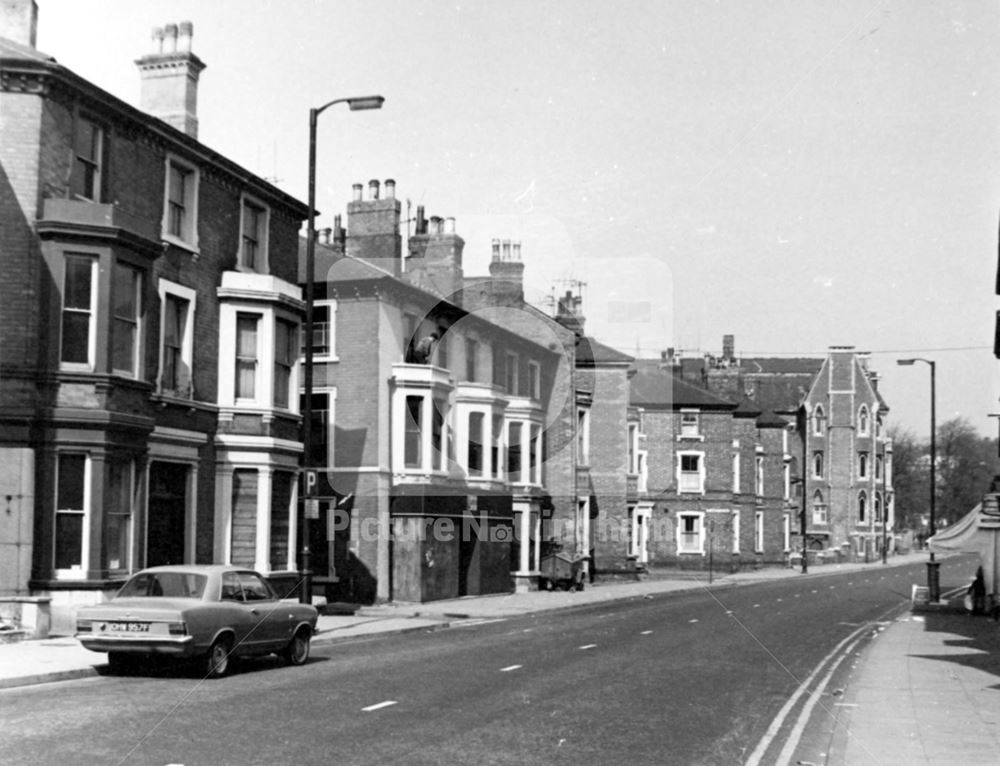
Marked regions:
[76,634,197,656]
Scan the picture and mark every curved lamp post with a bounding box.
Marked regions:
[301,95,384,604]
[897,357,938,601]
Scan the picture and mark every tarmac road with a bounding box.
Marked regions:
[0,558,938,766]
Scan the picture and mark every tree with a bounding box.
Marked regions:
[935,416,998,528]
[887,425,928,532]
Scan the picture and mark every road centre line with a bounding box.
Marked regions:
[500,665,522,672]
[362,701,398,712]
[579,644,597,650]
[640,630,653,635]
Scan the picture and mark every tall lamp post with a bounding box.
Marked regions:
[897,357,938,601]
[301,95,384,605]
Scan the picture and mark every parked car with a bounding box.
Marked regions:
[75,565,318,678]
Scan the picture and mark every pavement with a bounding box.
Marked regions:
[2,552,997,765]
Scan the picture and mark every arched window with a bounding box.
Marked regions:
[813,405,825,436]
[813,451,823,478]
[812,490,827,524]
[875,493,883,523]
[858,452,868,479]
[858,491,868,523]
[858,405,869,435]
[875,414,883,438]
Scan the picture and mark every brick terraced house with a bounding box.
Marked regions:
[0,3,308,631]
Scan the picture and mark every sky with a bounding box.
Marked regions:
[30,0,1000,440]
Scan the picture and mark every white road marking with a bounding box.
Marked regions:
[688,619,699,623]
[640,630,653,635]
[362,700,398,712]
[745,617,886,766]
[753,603,761,608]
[500,665,522,672]
[579,644,597,650]
[834,703,859,707]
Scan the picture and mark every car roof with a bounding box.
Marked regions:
[133,565,262,576]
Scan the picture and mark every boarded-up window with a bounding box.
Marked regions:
[231,469,258,566]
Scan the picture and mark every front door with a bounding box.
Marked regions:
[147,462,188,566]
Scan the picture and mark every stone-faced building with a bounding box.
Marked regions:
[0,3,308,631]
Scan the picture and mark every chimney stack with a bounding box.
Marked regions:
[487,236,525,305]
[346,180,402,275]
[722,334,735,361]
[135,20,206,138]
[1,0,38,48]
[555,289,586,336]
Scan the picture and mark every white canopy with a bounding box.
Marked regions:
[928,494,1000,596]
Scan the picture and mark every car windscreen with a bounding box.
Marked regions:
[118,572,208,599]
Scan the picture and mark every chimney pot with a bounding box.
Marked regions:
[164,23,178,52]
[151,26,164,52]
[501,239,511,260]
[444,217,456,235]
[384,179,396,199]
[416,206,426,234]
[178,20,193,52]
[512,241,522,260]
[352,183,363,202]
[368,179,380,200]
[491,239,501,260]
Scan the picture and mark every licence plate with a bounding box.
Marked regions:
[109,621,150,633]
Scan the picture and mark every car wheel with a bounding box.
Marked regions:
[282,627,311,666]
[204,637,232,678]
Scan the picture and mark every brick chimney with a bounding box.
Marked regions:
[486,239,525,305]
[722,334,735,361]
[135,21,206,138]
[405,214,465,301]
[555,289,586,336]
[1,0,37,48]
[346,178,402,275]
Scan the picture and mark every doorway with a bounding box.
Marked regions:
[147,462,188,566]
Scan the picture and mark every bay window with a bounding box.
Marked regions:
[235,313,260,400]
[112,261,143,376]
[61,255,97,368]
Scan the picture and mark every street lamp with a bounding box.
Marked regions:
[301,95,385,605]
[897,357,938,601]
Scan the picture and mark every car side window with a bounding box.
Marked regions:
[237,572,275,601]
[221,573,243,602]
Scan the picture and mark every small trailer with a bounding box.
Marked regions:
[539,548,586,591]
